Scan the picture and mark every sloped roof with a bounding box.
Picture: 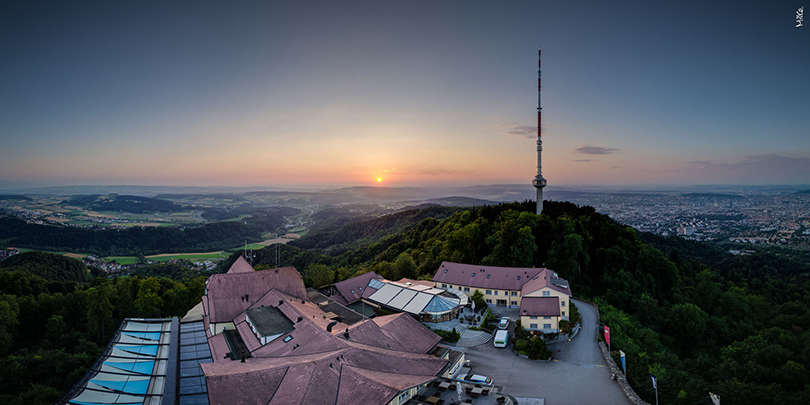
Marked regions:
[227,256,255,274]
[347,313,441,354]
[204,267,307,323]
[432,261,543,291]
[202,261,448,405]
[520,296,561,317]
[203,343,447,405]
[520,268,572,296]
[331,271,382,304]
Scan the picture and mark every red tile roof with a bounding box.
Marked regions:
[432,262,543,291]
[331,271,382,304]
[204,267,307,323]
[227,256,255,274]
[520,268,572,296]
[202,262,448,405]
[520,296,561,317]
[203,344,447,405]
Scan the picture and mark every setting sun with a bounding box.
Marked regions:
[376,177,383,182]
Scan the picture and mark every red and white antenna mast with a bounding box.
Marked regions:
[532,48,547,214]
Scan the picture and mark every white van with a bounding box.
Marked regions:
[494,330,508,348]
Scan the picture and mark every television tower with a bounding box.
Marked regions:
[532,48,547,214]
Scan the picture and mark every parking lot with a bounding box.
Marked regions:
[458,300,630,405]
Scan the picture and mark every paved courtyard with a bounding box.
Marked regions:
[451,300,630,405]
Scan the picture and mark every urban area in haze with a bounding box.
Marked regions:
[1,1,809,405]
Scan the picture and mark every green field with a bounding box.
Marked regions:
[243,243,266,250]
[106,256,139,265]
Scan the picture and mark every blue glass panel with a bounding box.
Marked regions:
[123,332,162,341]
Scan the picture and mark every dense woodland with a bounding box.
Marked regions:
[2,200,809,404]
[62,195,183,214]
[0,256,206,405]
[242,201,810,404]
[0,206,297,255]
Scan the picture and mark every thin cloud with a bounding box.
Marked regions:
[497,123,535,139]
[575,146,618,155]
[574,159,593,162]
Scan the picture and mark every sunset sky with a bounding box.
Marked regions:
[1,1,809,189]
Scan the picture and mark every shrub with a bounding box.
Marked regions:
[515,339,529,351]
[527,337,552,360]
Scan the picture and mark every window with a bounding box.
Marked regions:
[464,287,470,292]
[511,291,518,296]
[544,316,551,320]
[444,269,447,273]
[543,323,552,329]
[561,301,565,307]
[283,335,293,343]
[486,274,490,279]
[486,299,492,304]
[471,273,475,277]
[517,276,521,280]
[511,301,517,306]
[485,290,492,295]
[399,391,410,402]
[442,284,447,288]
[562,311,566,316]
[542,291,550,297]
[530,323,538,329]
[358,287,363,291]
[530,316,537,320]
[350,290,355,294]
[493,291,498,296]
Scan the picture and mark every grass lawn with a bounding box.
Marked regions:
[106,256,139,265]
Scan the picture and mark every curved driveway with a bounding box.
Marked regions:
[460,299,629,404]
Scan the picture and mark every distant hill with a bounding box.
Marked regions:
[0,251,90,282]
[0,195,33,201]
[681,193,744,199]
[795,189,810,194]
[61,194,184,213]
[290,206,462,253]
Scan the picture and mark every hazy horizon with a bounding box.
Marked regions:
[2,1,808,188]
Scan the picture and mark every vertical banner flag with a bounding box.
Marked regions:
[620,350,626,373]
[650,374,658,393]
[710,392,720,405]
[604,325,610,346]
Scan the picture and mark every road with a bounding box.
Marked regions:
[460,299,629,404]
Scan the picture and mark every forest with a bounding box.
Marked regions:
[2,200,809,404]
[243,200,810,404]
[0,254,206,405]
[0,206,297,256]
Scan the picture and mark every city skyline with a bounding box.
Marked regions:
[1,1,809,189]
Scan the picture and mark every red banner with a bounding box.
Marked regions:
[604,325,610,346]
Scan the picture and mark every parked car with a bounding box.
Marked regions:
[498,317,509,329]
[458,374,493,386]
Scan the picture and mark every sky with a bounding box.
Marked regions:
[1,0,809,189]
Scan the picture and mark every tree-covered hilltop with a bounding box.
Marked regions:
[0,266,205,405]
[0,209,292,256]
[61,194,184,213]
[246,200,810,404]
[0,251,91,282]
